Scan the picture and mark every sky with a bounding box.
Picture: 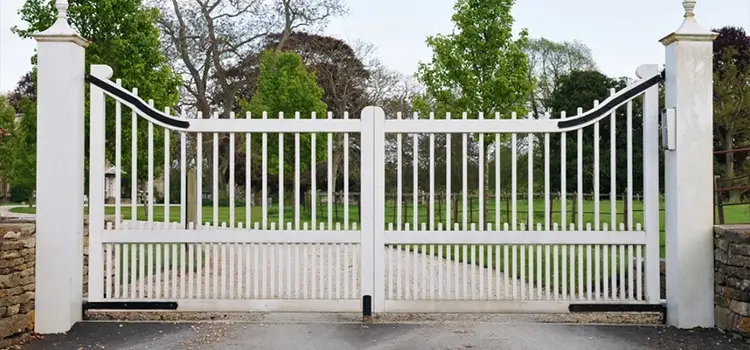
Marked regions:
[0,0,749,93]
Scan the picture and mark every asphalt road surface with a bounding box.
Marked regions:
[23,315,750,350]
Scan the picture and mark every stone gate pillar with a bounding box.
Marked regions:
[33,0,89,333]
[661,0,718,328]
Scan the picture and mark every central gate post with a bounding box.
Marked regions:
[360,106,386,319]
[33,0,90,333]
[660,0,717,328]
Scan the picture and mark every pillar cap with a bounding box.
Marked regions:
[33,0,89,47]
[660,0,717,46]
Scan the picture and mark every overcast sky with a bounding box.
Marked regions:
[1,0,749,93]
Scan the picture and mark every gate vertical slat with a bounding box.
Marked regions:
[88,65,109,301]
[643,77,661,304]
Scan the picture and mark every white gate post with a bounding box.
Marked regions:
[33,0,89,333]
[660,0,717,328]
[359,106,386,316]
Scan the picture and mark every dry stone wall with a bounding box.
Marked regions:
[0,221,36,349]
[0,218,103,349]
[715,225,750,338]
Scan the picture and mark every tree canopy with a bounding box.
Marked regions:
[237,50,327,189]
[14,0,181,193]
[416,0,533,118]
[712,26,750,183]
[544,70,647,195]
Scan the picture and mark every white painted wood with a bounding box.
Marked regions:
[131,90,138,221]
[382,230,647,249]
[626,101,634,230]
[311,113,317,230]
[560,111,567,232]
[88,65,108,303]
[164,108,171,223]
[446,113,452,232]
[115,80,122,227]
[413,113,419,230]
[327,112,333,231]
[180,113,187,227]
[593,101,600,231]
[661,5,716,326]
[229,112,236,226]
[527,121,534,230]
[196,125,203,227]
[102,229,362,243]
[212,113,219,226]
[609,89,617,232]
[72,58,675,315]
[262,112,268,229]
[576,108,584,230]
[278,118,285,231]
[343,112,350,230]
[246,124,252,227]
[148,101,155,222]
[361,106,381,311]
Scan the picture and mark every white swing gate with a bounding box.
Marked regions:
[86,64,374,312]
[371,64,664,314]
[86,63,663,314]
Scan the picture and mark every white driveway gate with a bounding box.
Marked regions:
[33,0,718,333]
[86,63,664,316]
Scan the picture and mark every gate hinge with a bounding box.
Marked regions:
[661,108,676,151]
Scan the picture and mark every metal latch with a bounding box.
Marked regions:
[661,108,676,151]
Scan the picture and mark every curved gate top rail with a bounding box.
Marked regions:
[88,63,663,134]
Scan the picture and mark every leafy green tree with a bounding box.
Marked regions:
[415,0,533,223]
[9,98,37,205]
[544,70,653,198]
[13,0,181,196]
[712,26,750,192]
[238,50,327,186]
[526,38,597,117]
[416,0,532,117]
[0,96,17,186]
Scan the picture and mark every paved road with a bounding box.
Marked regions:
[0,205,35,219]
[23,316,750,350]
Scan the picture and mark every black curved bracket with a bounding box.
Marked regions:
[557,70,664,130]
[87,74,191,130]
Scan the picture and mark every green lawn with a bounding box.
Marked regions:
[15,199,746,291]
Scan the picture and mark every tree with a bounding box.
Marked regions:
[415,0,533,224]
[14,0,181,197]
[712,26,750,191]
[156,0,344,195]
[6,71,35,113]
[544,70,647,197]
[9,98,37,205]
[0,96,17,186]
[237,50,327,195]
[526,38,597,117]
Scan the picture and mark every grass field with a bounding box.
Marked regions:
[13,199,748,290]
[11,198,683,252]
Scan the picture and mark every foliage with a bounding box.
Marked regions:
[14,0,181,193]
[544,70,646,194]
[239,50,327,181]
[525,38,597,117]
[8,98,37,204]
[712,26,750,181]
[415,0,533,120]
[6,71,35,113]
[0,96,17,184]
